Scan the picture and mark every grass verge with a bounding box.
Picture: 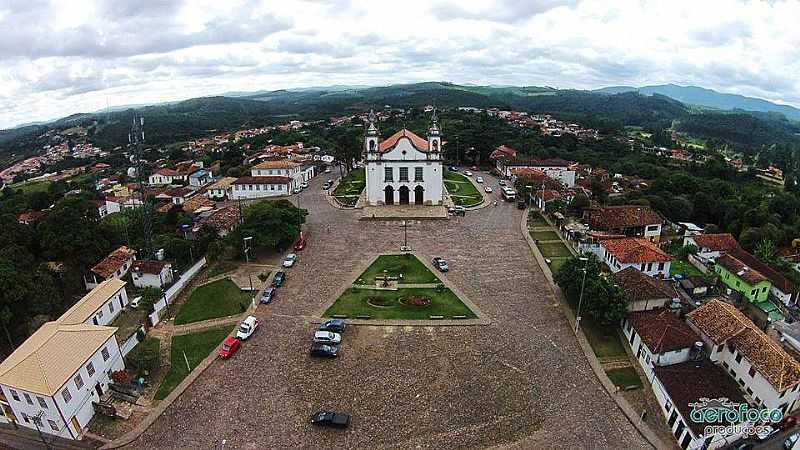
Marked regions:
[174,279,251,325]
[324,287,475,320]
[358,254,440,284]
[606,367,643,389]
[154,326,233,400]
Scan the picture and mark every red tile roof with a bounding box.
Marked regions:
[601,237,671,263]
[378,129,429,153]
[613,267,679,303]
[132,260,170,274]
[91,246,136,279]
[692,233,740,252]
[155,168,179,177]
[489,145,517,160]
[233,176,292,185]
[627,308,699,353]
[505,156,571,167]
[17,210,46,224]
[587,205,663,230]
[653,360,747,435]
[715,253,768,285]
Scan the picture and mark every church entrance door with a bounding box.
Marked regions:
[398,186,410,205]
[384,186,394,205]
[414,185,424,205]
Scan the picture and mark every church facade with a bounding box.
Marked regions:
[364,111,444,206]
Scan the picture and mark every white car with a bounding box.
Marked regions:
[236,316,259,340]
[325,167,331,173]
[464,170,473,177]
[129,296,142,308]
[293,187,302,194]
[313,331,342,344]
[301,182,309,189]
[484,186,493,193]
[283,253,297,268]
[476,176,484,183]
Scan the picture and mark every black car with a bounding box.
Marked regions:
[319,319,346,333]
[260,287,276,304]
[272,271,286,287]
[310,411,351,428]
[310,343,338,358]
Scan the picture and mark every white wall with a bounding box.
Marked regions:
[601,245,671,278]
[0,336,124,440]
[87,287,129,327]
[230,182,290,200]
[132,267,173,289]
[365,136,443,206]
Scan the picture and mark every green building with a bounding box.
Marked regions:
[715,253,771,302]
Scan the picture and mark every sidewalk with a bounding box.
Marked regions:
[520,208,669,450]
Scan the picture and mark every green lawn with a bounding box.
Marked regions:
[547,257,570,277]
[174,279,251,325]
[606,367,643,389]
[444,172,483,207]
[333,168,365,197]
[358,254,440,284]
[670,259,702,277]
[528,211,548,226]
[583,320,627,358]
[530,230,560,241]
[324,287,476,320]
[154,326,233,400]
[11,180,52,193]
[536,241,573,258]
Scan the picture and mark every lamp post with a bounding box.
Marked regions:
[575,256,589,334]
[32,411,53,450]
[243,236,253,263]
[525,184,532,206]
[400,220,411,251]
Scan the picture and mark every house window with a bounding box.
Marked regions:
[399,167,409,182]
[97,309,104,320]
[762,286,767,292]
[735,353,743,364]
[747,387,753,395]
[37,396,47,408]
[101,347,110,361]
[414,167,423,182]
[646,263,653,271]
[23,393,33,405]
[749,366,756,378]
[384,167,393,182]
[21,413,29,423]
[74,374,84,390]
[108,302,114,314]
[722,361,729,369]
[62,387,72,403]
[716,344,724,353]
[86,362,95,377]
[735,280,740,288]
[658,262,665,271]
[9,389,20,402]
[48,420,59,431]
[664,399,672,412]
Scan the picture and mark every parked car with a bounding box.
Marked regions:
[322,182,332,190]
[260,287,276,304]
[756,425,779,442]
[218,337,240,359]
[310,411,351,429]
[272,271,286,287]
[449,166,458,171]
[236,316,259,340]
[283,253,297,268]
[130,296,142,308]
[319,319,346,333]
[313,331,342,344]
[498,180,507,187]
[293,187,302,194]
[476,176,484,183]
[294,234,307,251]
[325,167,331,173]
[484,186,493,193]
[432,257,449,272]
[449,206,466,216]
[301,182,309,189]
[310,343,338,358]
[471,165,478,171]
[464,170,473,177]
[785,431,800,449]
[780,416,798,430]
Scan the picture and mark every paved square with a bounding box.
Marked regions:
[127,175,648,449]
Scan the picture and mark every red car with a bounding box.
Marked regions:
[780,415,798,430]
[218,336,240,359]
[293,233,306,251]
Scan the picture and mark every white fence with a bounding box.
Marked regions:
[119,326,145,356]
[149,257,208,326]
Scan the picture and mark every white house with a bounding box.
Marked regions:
[188,169,212,187]
[205,177,237,200]
[585,205,664,243]
[364,110,443,206]
[597,237,672,278]
[493,153,576,187]
[85,246,137,290]
[230,176,292,200]
[251,159,303,188]
[0,279,130,439]
[688,299,800,413]
[131,260,174,289]
[682,233,740,263]
[613,267,680,311]
[621,308,700,380]
[148,168,179,185]
[104,196,143,216]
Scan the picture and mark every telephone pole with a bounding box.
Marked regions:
[130,113,154,259]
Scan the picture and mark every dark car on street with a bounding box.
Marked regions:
[310,343,338,358]
[310,411,351,429]
[319,319,346,333]
[432,257,449,272]
[260,287,276,304]
[271,271,286,287]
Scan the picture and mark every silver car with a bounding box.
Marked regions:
[313,331,342,344]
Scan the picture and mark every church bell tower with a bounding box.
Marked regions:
[365,109,380,156]
[427,109,441,155]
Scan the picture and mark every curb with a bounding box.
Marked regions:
[520,209,669,450]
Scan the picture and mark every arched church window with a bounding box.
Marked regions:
[369,140,376,151]
[432,141,439,151]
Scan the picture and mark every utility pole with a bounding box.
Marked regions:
[575,257,589,334]
[400,220,411,251]
[130,113,154,259]
[243,236,253,263]
[33,412,53,450]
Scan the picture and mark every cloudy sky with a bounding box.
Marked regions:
[1,0,799,129]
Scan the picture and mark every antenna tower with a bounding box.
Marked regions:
[129,113,154,259]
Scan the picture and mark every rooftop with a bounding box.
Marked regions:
[207,176,237,190]
[627,308,700,354]
[60,278,127,325]
[688,299,800,392]
[715,253,768,285]
[601,237,671,263]
[378,129,429,153]
[132,260,170,275]
[691,233,740,252]
[587,205,663,230]
[729,248,795,293]
[613,267,679,303]
[0,322,117,396]
[91,246,136,279]
[253,159,301,169]
[653,360,747,435]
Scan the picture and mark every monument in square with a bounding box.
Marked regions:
[363,110,444,206]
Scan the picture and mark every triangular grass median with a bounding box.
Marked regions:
[357,253,441,284]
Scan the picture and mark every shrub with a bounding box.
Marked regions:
[435,283,445,293]
[127,337,160,372]
[111,370,128,383]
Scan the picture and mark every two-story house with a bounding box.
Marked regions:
[84,246,136,290]
[585,205,664,242]
[687,299,800,413]
[230,159,303,200]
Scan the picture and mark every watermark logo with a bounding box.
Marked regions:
[689,397,783,437]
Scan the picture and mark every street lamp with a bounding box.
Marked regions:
[400,220,411,251]
[525,184,533,206]
[575,256,589,334]
[32,411,53,450]
[243,236,253,263]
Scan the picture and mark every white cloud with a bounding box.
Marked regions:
[1,0,800,128]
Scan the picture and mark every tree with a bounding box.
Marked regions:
[755,239,777,262]
[554,254,627,325]
[234,200,307,254]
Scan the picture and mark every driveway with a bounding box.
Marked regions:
[127,173,648,449]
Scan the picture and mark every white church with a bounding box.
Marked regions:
[364,111,444,206]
